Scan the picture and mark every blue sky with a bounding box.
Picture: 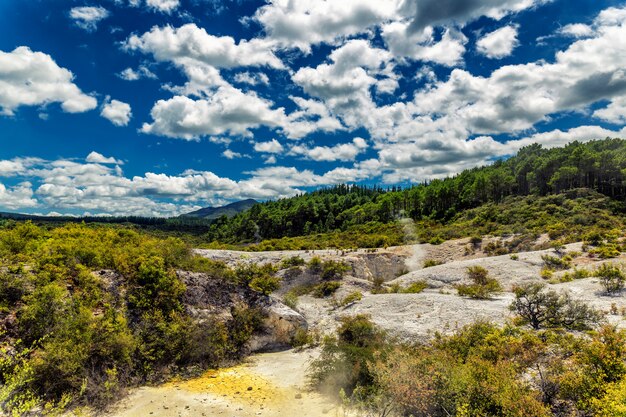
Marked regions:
[1,0,626,216]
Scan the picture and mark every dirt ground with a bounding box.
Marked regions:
[104,350,345,417]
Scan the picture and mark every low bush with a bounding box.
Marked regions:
[340,291,363,306]
[511,282,602,330]
[312,281,341,298]
[541,254,572,270]
[320,260,351,280]
[590,243,622,259]
[456,266,502,299]
[423,259,443,268]
[401,281,428,294]
[280,256,306,269]
[596,263,625,295]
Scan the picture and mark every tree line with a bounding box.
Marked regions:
[206,138,626,243]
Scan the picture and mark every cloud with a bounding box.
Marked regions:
[117,65,157,81]
[234,71,270,86]
[222,149,243,159]
[558,23,594,38]
[292,40,397,128]
[253,0,404,52]
[100,98,132,126]
[125,23,283,69]
[476,25,519,58]
[253,0,549,54]
[0,47,97,116]
[254,139,284,154]
[0,182,37,210]
[289,137,368,162]
[86,152,124,165]
[382,24,468,66]
[69,6,110,31]
[141,90,288,140]
[406,8,626,138]
[407,0,550,33]
[594,96,626,124]
[146,0,180,14]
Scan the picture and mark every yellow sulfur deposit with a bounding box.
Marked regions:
[164,364,291,407]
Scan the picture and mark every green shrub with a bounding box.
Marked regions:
[511,282,602,330]
[590,243,622,259]
[596,263,625,295]
[308,256,323,273]
[291,328,315,349]
[456,266,502,299]
[401,281,428,294]
[320,260,351,280]
[428,236,444,245]
[423,259,443,268]
[312,281,341,298]
[340,291,363,306]
[541,254,572,270]
[280,256,306,269]
[308,315,385,396]
[234,263,280,295]
[283,291,299,310]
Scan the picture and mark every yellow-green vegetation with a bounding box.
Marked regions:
[541,253,573,270]
[310,316,626,417]
[456,266,502,299]
[596,263,626,295]
[422,259,443,268]
[511,282,602,330]
[0,222,269,415]
[312,281,341,298]
[557,267,592,283]
[232,263,280,295]
[340,291,363,306]
[199,140,626,250]
[400,281,429,294]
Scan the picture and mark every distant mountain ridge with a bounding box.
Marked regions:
[182,199,258,220]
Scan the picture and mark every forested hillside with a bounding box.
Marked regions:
[206,139,626,245]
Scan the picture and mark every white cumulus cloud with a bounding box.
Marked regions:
[0,47,97,116]
[100,98,132,126]
[69,6,110,31]
[476,25,519,58]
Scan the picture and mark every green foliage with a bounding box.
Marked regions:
[282,291,299,310]
[597,263,626,295]
[311,318,626,417]
[280,256,306,268]
[423,259,443,268]
[428,236,444,245]
[307,256,322,273]
[340,291,363,306]
[0,222,269,415]
[312,281,341,298]
[591,243,622,259]
[320,260,350,280]
[456,266,502,299]
[541,254,572,270]
[401,281,428,294]
[233,263,281,295]
[308,315,386,396]
[511,282,602,330]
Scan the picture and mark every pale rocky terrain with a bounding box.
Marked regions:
[199,238,626,339]
[106,237,626,416]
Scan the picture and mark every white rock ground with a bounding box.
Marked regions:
[105,238,626,416]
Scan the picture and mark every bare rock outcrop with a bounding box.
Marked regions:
[177,270,306,352]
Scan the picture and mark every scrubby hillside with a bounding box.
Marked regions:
[204,139,626,249]
[0,223,301,415]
